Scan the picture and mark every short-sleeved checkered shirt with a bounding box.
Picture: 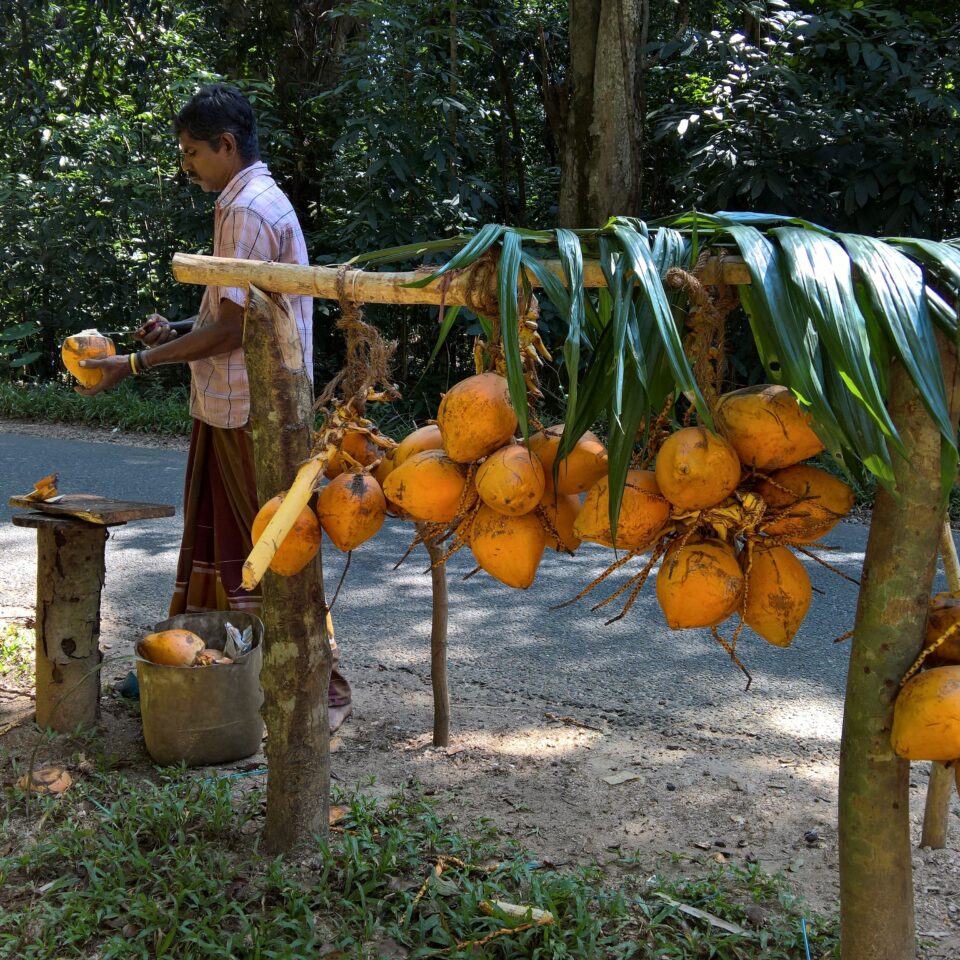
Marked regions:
[189,161,313,429]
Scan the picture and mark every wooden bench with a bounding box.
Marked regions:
[9,494,175,733]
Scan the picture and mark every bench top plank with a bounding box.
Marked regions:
[9,493,175,525]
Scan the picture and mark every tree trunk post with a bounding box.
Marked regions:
[558,0,641,225]
[243,285,333,854]
[422,530,450,747]
[919,520,960,848]
[839,352,960,960]
[31,518,105,732]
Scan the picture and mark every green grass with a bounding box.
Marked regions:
[0,622,33,682]
[0,770,838,959]
[0,381,193,436]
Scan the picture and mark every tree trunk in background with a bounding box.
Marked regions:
[558,0,641,227]
[244,285,333,854]
[218,1,358,216]
[839,345,960,959]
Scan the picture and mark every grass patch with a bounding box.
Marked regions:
[0,622,33,683]
[0,770,837,958]
[0,381,193,436]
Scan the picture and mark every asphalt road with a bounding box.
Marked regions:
[3,427,941,744]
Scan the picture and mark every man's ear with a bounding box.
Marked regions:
[220,132,238,156]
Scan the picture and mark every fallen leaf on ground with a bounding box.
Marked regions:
[480,900,554,925]
[329,805,349,826]
[653,893,750,936]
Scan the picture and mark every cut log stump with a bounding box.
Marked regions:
[10,497,174,733]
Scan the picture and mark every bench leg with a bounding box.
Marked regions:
[34,523,106,732]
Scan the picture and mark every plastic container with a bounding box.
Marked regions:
[136,612,264,766]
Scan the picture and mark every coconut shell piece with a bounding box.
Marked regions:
[17,766,73,795]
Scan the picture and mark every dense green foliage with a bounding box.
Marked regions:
[2,0,957,424]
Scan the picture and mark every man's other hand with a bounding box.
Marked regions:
[75,355,132,396]
[135,314,178,346]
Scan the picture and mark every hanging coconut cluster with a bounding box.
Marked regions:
[376,371,608,589]
[561,261,859,681]
[565,384,854,676]
[242,252,859,688]
[891,590,960,797]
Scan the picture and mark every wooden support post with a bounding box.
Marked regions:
[920,520,960,849]
[243,285,334,854]
[839,367,940,959]
[28,516,105,732]
[422,531,450,747]
[839,342,960,960]
[10,497,174,734]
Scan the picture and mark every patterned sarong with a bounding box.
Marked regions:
[170,419,262,615]
[170,419,352,728]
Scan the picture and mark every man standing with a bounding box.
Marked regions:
[81,83,352,730]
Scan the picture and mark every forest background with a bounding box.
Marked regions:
[1,0,958,434]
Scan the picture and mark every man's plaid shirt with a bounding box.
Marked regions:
[189,161,313,428]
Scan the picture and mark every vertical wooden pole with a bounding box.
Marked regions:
[32,518,105,732]
[919,521,960,848]
[243,285,333,853]
[423,532,450,747]
[839,346,960,960]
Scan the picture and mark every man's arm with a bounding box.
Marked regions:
[76,300,244,395]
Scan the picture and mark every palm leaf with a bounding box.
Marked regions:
[597,235,633,429]
[605,321,650,544]
[349,235,472,266]
[887,237,960,293]
[403,223,506,288]
[838,233,955,448]
[496,229,528,438]
[425,305,463,368]
[556,322,616,472]
[886,238,960,339]
[556,228,586,428]
[773,227,901,451]
[610,223,712,428]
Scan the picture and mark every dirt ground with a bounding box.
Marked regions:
[2,418,959,957]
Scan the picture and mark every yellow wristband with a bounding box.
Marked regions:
[128,353,138,376]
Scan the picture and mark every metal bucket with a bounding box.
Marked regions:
[136,612,264,767]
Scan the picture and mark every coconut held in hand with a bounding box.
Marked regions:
[61,330,116,388]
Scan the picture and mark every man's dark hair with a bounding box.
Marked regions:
[173,84,260,160]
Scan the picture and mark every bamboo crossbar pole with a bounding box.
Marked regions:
[172,252,750,303]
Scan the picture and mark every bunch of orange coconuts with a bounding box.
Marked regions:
[299,373,858,655]
[892,591,960,799]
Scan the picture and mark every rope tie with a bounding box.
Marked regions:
[316,265,399,412]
